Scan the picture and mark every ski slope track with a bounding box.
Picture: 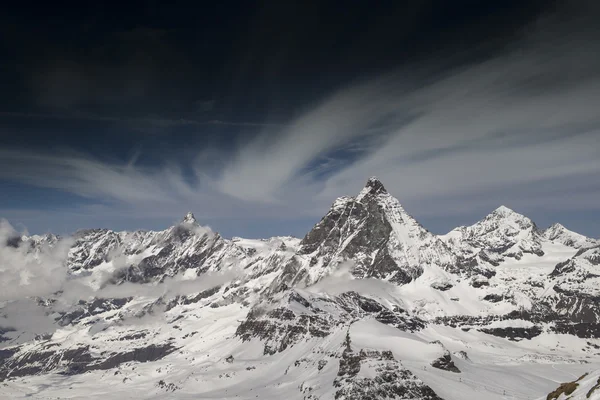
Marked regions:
[1,177,599,399]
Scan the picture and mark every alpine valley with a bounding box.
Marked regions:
[1,177,600,400]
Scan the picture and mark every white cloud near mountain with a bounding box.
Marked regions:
[0,220,72,301]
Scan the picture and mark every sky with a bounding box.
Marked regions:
[1,1,599,239]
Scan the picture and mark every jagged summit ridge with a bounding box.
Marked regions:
[358,176,387,198]
[182,211,197,224]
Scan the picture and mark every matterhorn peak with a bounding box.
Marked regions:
[365,176,386,192]
[182,211,197,224]
[356,176,388,200]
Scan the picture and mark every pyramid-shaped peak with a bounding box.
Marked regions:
[494,205,515,214]
[544,223,569,238]
[364,176,387,194]
[356,176,389,201]
[543,222,597,248]
[484,205,537,231]
[182,211,197,224]
[492,205,519,217]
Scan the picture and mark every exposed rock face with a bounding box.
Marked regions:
[25,212,301,291]
[236,304,334,356]
[279,177,463,288]
[430,350,461,373]
[56,297,132,326]
[235,289,424,355]
[68,229,125,271]
[334,349,443,399]
[479,326,543,341]
[547,246,600,324]
[544,372,600,400]
[0,343,177,382]
[453,350,470,362]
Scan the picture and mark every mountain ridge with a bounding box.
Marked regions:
[1,177,599,399]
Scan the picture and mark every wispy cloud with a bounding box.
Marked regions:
[0,111,285,129]
[218,5,600,214]
[1,5,599,235]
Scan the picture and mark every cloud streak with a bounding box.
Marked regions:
[1,4,599,236]
[0,111,286,129]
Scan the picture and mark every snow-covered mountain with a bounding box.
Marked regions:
[275,177,464,290]
[441,205,545,267]
[544,222,599,249]
[1,177,599,400]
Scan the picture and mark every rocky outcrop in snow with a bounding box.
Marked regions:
[334,348,443,400]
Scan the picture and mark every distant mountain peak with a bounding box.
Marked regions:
[487,206,533,227]
[544,222,598,249]
[549,222,565,230]
[492,205,517,216]
[182,212,197,224]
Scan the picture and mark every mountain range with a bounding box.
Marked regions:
[1,177,599,399]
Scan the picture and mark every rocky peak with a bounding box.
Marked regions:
[283,177,457,287]
[182,212,197,224]
[356,176,387,200]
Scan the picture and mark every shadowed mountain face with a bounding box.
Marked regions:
[1,178,600,399]
[282,177,458,286]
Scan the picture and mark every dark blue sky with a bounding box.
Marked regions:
[1,1,599,239]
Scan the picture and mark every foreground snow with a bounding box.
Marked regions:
[1,305,598,399]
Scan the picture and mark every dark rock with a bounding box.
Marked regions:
[334,349,443,400]
[480,326,543,340]
[471,278,490,288]
[431,351,460,373]
[551,322,600,339]
[431,282,453,291]
[483,294,504,303]
[0,343,177,381]
[157,379,180,392]
[318,360,328,371]
[57,297,132,326]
